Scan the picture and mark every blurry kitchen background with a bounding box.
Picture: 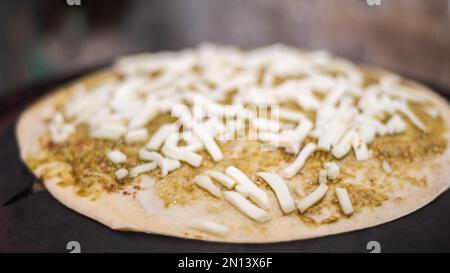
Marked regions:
[0,0,449,95]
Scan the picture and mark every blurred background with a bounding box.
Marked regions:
[0,0,449,95]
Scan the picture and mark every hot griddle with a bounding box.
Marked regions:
[0,67,449,253]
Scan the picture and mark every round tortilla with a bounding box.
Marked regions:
[16,65,450,243]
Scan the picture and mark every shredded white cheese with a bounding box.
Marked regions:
[398,104,427,132]
[183,141,204,152]
[166,158,181,172]
[130,162,157,177]
[115,168,128,180]
[128,98,160,128]
[277,109,306,122]
[146,124,176,151]
[139,149,168,176]
[256,172,295,214]
[162,145,203,167]
[335,187,354,215]
[325,162,340,180]
[48,113,75,143]
[206,170,236,189]
[297,183,328,213]
[193,175,222,197]
[192,126,223,161]
[189,220,229,237]
[225,166,270,209]
[223,191,271,222]
[282,143,317,179]
[90,123,126,140]
[386,114,407,135]
[319,169,328,184]
[317,120,350,151]
[125,128,149,143]
[332,130,356,159]
[107,150,127,164]
[352,136,370,161]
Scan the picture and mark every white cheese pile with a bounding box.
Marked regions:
[51,45,433,169]
[43,44,440,221]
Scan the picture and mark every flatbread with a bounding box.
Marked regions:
[16,45,450,243]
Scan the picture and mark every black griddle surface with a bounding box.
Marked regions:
[1,70,449,253]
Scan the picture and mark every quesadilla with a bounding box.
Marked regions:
[16,44,450,242]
